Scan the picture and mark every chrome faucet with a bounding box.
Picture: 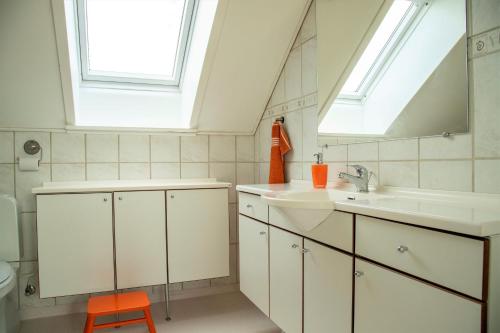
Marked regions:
[338,165,370,192]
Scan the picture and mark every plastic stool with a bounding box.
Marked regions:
[84,291,156,333]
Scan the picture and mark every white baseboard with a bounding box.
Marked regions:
[20,284,240,321]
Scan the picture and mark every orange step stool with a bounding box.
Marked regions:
[84,291,157,333]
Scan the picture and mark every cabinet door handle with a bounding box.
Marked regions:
[397,245,409,253]
[170,195,174,199]
[354,271,364,278]
[259,231,266,235]
[118,196,123,201]
[291,244,299,249]
[246,204,253,208]
[103,198,108,202]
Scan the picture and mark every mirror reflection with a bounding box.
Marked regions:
[317,0,468,139]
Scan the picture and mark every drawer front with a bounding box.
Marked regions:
[270,206,353,253]
[356,215,485,299]
[239,192,268,223]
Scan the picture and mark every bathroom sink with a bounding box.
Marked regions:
[261,189,363,232]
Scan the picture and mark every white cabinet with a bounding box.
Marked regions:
[354,259,482,333]
[167,188,229,283]
[269,226,303,333]
[114,191,167,289]
[239,215,269,316]
[304,239,352,333]
[37,193,114,298]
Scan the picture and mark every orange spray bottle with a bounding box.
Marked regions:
[312,152,328,188]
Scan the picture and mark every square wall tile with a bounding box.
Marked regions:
[323,144,347,162]
[236,136,254,162]
[420,134,472,160]
[348,142,378,161]
[86,163,119,181]
[473,53,500,158]
[52,133,85,163]
[151,135,180,162]
[86,134,118,163]
[475,159,500,194]
[284,110,303,162]
[302,106,318,162]
[20,213,37,261]
[302,38,317,96]
[210,163,236,203]
[119,135,150,162]
[379,139,418,161]
[236,163,254,185]
[379,161,419,188]
[210,136,236,162]
[471,0,500,34]
[259,163,270,183]
[51,164,85,181]
[284,47,302,101]
[15,164,51,212]
[181,163,208,179]
[0,164,15,196]
[259,118,272,162]
[119,163,150,180]
[285,162,302,182]
[0,132,14,163]
[181,135,208,162]
[151,163,180,179]
[269,72,285,107]
[15,132,51,163]
[300,1,316,41]
[327,163,348,183]
[420,160,472,191]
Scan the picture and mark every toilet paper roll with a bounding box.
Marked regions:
[19,157,40,171]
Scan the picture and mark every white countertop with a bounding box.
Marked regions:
[33,179,231,194]
[236,181,500,237]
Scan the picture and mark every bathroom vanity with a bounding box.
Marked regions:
[237,182,500,333]
[33,179,231,300]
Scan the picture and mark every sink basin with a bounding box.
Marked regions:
[261,189,367,232]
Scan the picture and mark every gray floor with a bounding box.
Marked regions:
[20,292,280,333]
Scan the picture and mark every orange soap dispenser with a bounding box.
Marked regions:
[312,152,328,188]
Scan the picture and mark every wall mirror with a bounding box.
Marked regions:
[316,0,468,141]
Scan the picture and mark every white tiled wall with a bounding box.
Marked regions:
[0,131,254,312]
[254,0,500,195]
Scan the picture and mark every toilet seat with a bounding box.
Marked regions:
[0,261,15,299]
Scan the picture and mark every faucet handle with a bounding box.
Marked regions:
[348,164,368,176]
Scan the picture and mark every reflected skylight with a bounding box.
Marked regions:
[340,0,413,96]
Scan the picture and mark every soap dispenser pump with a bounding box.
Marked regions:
[312,152,328,188]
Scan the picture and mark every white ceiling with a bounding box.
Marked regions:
[192,0,311,134]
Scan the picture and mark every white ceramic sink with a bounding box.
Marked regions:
[261,189,378,232]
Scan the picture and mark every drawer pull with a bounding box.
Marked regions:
[259,231,266,235]
[354,271,364,278]
[246,204,253,208]
[118,196,123,201]
[103,198,108,202]
[397,245,409,253]
[291,244,299,249]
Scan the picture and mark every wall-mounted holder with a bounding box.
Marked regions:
[275,116,285,124]
[18,140,42,171]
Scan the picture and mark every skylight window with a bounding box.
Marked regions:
[76,0,196,86]
[339,0,420,100]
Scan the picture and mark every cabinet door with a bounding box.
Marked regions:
[37,193,114,298]
[354,259,482,333]
[239,215,269,316]
[269,226,302,333]
[304,239,352,333]
[167,189,229,283]
[114,191,167,289]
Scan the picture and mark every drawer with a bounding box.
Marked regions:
[356,215,485,299]
[238,192,268,223]
[270,206,353,253]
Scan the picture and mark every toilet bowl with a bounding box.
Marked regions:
[0,195,21,333]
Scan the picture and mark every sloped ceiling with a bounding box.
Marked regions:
[192,0,311,134]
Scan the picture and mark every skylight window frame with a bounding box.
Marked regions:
[75,0,197,87]
[337,0,427,103]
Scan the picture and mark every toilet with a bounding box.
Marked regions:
[0,194,21,333]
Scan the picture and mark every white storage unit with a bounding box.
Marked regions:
[167,188,229,283]
[238,215,269,316]
[37,193,115,298]
[114,191,167,289]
